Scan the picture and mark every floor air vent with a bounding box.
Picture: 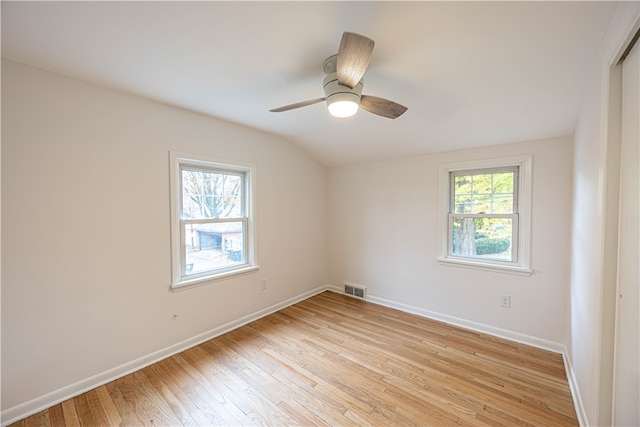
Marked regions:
[344,282,367,300]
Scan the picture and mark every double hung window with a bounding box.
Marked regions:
[449,167,518,262]
[170,153,257,290]
[439,155,532,275]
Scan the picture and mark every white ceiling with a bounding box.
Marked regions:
[2,1,618,167]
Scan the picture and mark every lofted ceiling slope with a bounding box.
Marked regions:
[1,1,619,167]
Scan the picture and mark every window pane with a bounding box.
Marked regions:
[453,171,515,214]
[493,172,514,193]
[454,176,471,194]
[472,174,492,194]
[182,169,242,219]
[472,194,491,213]
[492,193,513,214]
[454,195,472,213]
[452,217,513,261]
[184,222,245,275]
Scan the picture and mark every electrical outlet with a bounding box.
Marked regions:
[261,279,268,291]
[500,295,511,308]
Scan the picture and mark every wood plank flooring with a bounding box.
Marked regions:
[10,291,578,426]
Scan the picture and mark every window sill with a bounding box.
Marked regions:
[437,257,532,276]
[171,265,260,292]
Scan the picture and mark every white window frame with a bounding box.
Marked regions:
[170,152,258,291]
[437,155,533,276]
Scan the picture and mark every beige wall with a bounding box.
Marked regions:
[327,137,573,345]
[1,59,328,412]
[567,3,640,425]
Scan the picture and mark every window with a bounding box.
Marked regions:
[438,155,532,275]
[170,153,257,290]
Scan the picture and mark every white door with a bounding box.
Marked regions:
[612,37,640,426]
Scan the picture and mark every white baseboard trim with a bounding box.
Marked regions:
[362,293,565,353]
[561,347,588,427]
[1,285,332,427]
[325,284,343,293]
[4,285,587,427]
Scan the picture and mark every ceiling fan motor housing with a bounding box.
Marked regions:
[323,72,364,115]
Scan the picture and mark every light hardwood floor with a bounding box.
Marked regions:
[10,291,578,426]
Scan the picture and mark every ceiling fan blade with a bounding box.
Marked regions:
[360,95,408,119]
[270,97,326,112]
[336,32,374,89]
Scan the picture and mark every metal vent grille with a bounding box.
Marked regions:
[344,282,367,300]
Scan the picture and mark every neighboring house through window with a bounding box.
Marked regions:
[170,152,258,290]
[438,155,532,275]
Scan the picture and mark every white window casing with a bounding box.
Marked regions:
[169,152,258,291]
[437,155,533,276]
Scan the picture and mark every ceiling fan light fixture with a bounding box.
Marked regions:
[323,72,363,118]
[327,96,359,118]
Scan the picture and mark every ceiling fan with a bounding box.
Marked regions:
[270,32,408,119]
